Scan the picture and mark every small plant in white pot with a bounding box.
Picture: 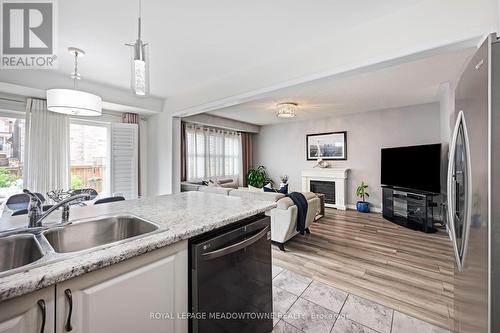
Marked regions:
[279,175,289,191]
[355,181,370,213]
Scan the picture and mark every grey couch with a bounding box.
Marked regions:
[180,178,238,192]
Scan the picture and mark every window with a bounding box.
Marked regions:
[0,116,25,198]
[70,121,109,194]
[186,125,241,181]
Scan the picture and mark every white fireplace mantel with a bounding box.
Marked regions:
[301,168,349,210]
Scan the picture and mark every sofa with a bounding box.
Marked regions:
[186,186,320,250]
[198,186,233,196]
[181,178,238,192]
[229,189,320,250]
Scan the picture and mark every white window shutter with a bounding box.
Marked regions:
[110,123,138,199]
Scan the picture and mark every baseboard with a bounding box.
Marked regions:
[346,204,382,213]
[325,203,347,210]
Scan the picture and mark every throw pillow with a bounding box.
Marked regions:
[248,185,263,192]
[208,180,221,187]
[264,184,288,194]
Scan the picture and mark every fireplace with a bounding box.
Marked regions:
[310,180,335,204]
[301,168,349,210]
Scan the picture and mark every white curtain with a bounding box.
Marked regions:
[24,98,69,195]
[186,124,241,181]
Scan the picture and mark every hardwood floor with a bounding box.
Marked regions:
[271,208,455,330]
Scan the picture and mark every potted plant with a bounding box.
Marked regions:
[247,166,273,188]
[279,174,288,187]
[355,181,370,213]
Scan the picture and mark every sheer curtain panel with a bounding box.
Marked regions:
[186,125,241,181]
[24,98,70,195]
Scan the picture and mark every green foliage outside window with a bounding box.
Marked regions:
[71,174,83,190]
[0,168,17,188]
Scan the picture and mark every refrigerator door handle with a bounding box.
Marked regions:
[447,110,473,271]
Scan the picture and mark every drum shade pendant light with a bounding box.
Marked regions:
[126,0,149,96]
[46,47,102,116]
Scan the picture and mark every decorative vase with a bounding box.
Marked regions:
[356,201,370,213]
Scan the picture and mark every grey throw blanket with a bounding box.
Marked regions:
[286,192,308,235]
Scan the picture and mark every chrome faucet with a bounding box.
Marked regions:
[25,190,43,228]
[24,189,90,228]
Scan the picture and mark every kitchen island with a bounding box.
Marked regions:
[0,191,276,333]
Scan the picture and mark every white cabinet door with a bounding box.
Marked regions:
[56,241,188,333]
[0,287,55,333]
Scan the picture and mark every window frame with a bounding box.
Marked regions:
[0,110,26,199]
[185,125,241,181]
[69,118,112,196]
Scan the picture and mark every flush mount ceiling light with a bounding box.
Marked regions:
[276,102,298,119]
[46,47,102,116]
[126,0,149,96]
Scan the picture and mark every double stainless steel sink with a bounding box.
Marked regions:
[0,215,159,276]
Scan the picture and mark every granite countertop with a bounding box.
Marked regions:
[0,191,277,302]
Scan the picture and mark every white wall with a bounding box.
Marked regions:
[146,105,185,197]
[254,103,441,210]
[146,108,173,196]
[497,0,500,32]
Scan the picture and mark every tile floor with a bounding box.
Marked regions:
[271,265,452,333]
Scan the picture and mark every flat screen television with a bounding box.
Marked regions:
[381,144,441,194]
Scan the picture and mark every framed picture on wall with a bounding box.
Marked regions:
[306,131,347,160]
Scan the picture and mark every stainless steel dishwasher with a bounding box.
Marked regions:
[189,214,272,333]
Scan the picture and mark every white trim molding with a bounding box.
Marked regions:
[346,204,382,213]
[301,168,349,210]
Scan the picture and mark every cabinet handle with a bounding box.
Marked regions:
[64,289,73,331]
[37,299,46,333]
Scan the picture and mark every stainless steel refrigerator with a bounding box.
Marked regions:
[447,34,499,333]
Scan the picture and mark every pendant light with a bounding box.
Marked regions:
[46,47,102,116]
[126,0,149,96]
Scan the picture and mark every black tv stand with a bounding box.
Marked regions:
[382,186,438,233]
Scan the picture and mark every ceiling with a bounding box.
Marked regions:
[51,0,425,98]
[206,47,474,125]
